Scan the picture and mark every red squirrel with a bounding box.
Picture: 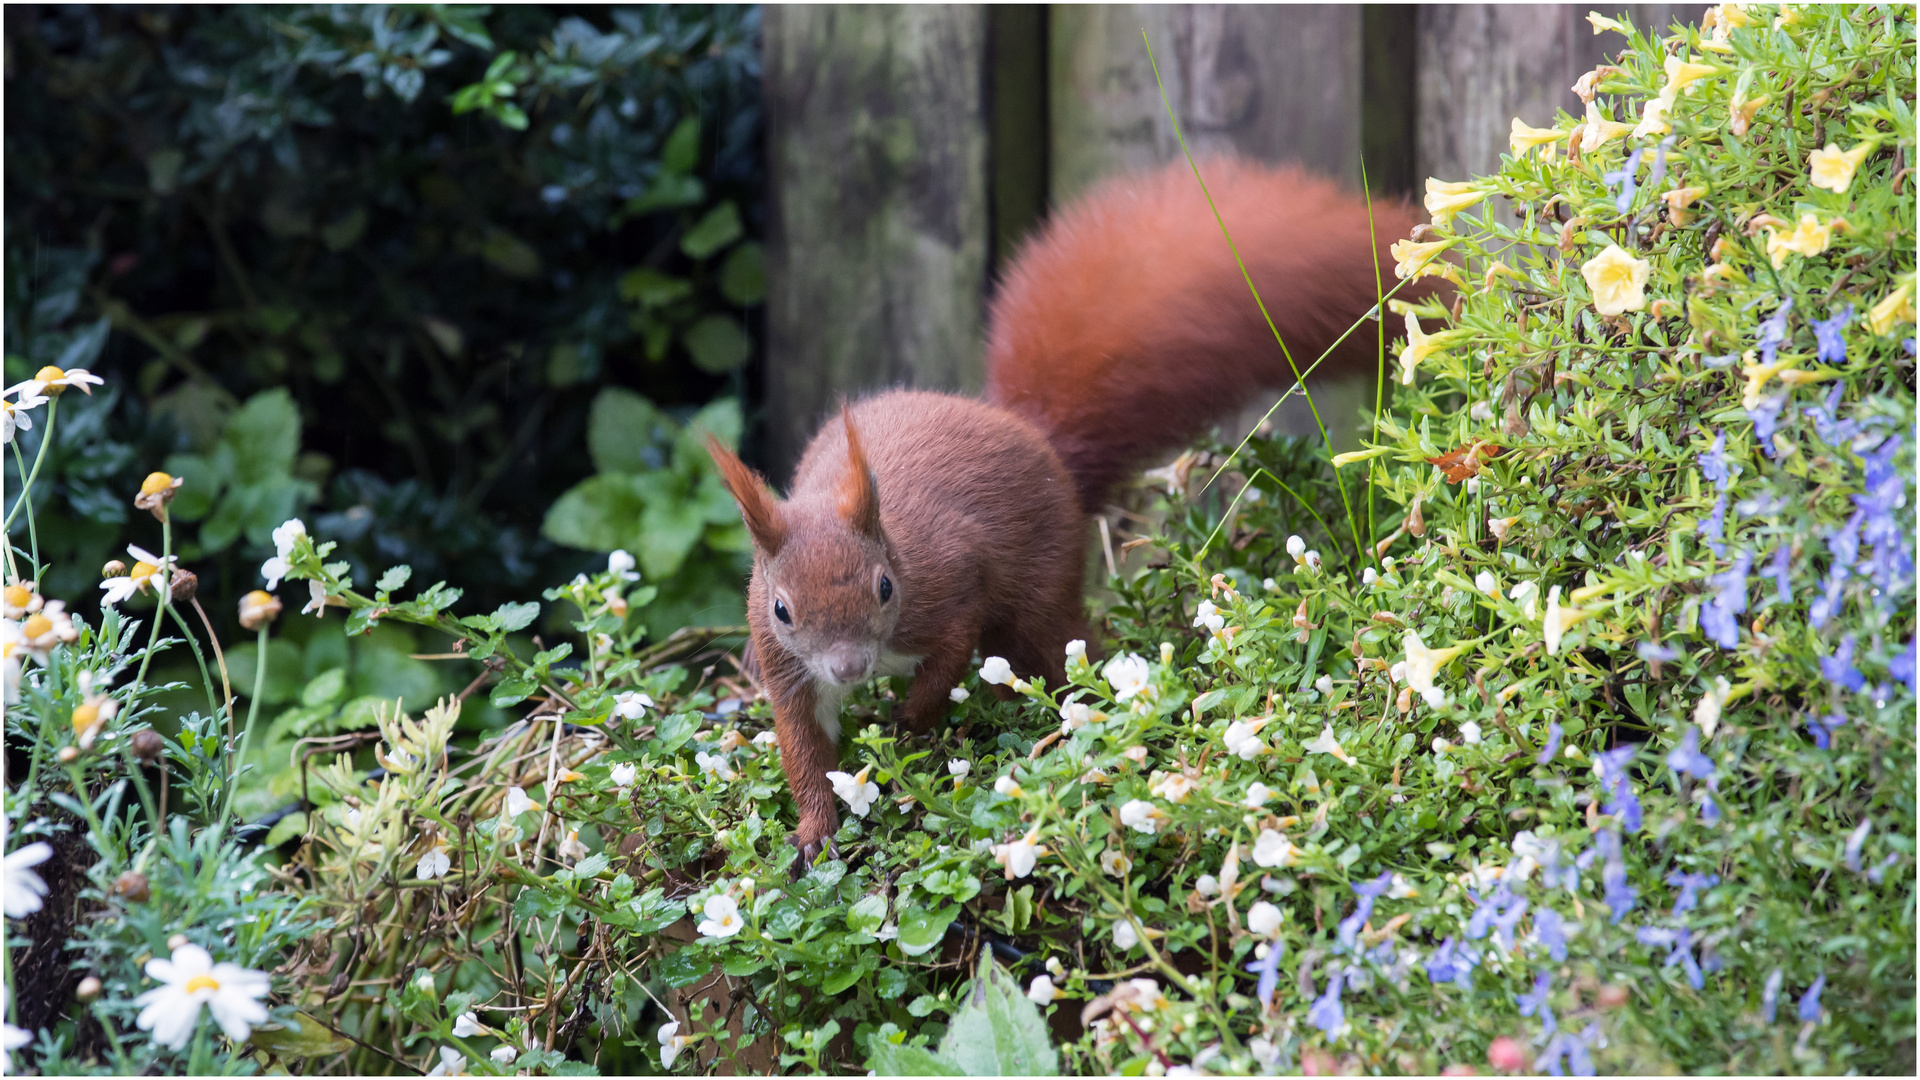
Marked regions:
[707,158,1429,866]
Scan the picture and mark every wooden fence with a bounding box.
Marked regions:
[761,3,1686,478]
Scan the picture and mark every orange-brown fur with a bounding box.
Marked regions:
[711,158,1426,866]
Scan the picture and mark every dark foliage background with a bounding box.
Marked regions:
[5,4,764,642]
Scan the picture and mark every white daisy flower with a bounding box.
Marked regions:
[132,943,272,1050]
[3,817,53,918]
[98,546,175,608]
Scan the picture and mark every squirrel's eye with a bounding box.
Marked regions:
[773,599,792,625]
[878,575,893,602]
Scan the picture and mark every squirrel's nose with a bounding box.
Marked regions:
[826,643,869,684]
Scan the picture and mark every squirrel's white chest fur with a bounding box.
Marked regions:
[810,650,923,743]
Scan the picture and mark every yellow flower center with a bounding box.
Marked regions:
[33,366,69,396]
[22,614,53,639]
[130,561,160,584]
[185,974,221,994]
[72,703,100,734]
[1,642,16,659]
[140,472,176,497]
[5,584,33,608]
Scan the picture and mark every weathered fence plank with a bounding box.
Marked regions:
[762,5,990,480]
[1415,5,1689,184]
[1048,5,1364,203]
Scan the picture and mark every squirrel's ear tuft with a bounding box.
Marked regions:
[706,435,787,556]
[837,405,882,539]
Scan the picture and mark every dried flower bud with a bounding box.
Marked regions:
[102,560,128,579]
[114,871,151,903]
[167,933,189,951]
[134,471,185,520]
[238,590,283,630]
[130,729,166,762]
[57,746,80,763]
[76,976,104,1002]
[168,568,199,603]
[1596,982,1630,1009]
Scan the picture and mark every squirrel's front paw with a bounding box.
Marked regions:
[789,818,840,879]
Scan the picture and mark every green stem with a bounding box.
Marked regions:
[8,440,39,580]
[3,396,57,535]
[165,602,221,721]
[127,515,173,700]
[223,625,270,828]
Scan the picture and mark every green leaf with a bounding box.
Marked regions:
[935,955,1059,1076]
[262,811,309,849]
[681,314,751,374]
[573,852,610,879]
[226,388,303,484]
[680,201,743,260]
[482,228,541,277]
[654,947,709,989]
[301,668,349,709]
[847,893,888,934]
[718,242,766,305]
[677,397,745,460]
[587,388,674,475]
[491,675,539,709]
[377,565,413,593]
[662,116,702,173]
[870,1038,964,1077]
[542,474,645,553]
[895,903,959,959]
[623,174,706,218]
[494,601,540,633]
[618,267,695,309]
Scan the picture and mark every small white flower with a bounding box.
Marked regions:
[1149,771,1197,803]
[1543,586,1586,655]
[1459,721,1483,745]
[1100,847,1133,876]
[1118,799,1168,834]
[1389,661,1407,684]
[425,1046,468,1077]
[993,829,1045,877]
[452,1012,490,1038]
[490,1046,518,1065]
[1103,653,1152,701]
[875,921,899,941]
[1694,675,1732,738]
[1,391,49,445]
[1403,631,1463,709]
[1303,724,1357,765]
[1046,956,1066,978]
[979,656,1015,685]
[416,843,451,881]
[1303,550,1322,571]
[697,894,745,938]
[1251,829,1299,869]
[1027,974,1058,1005]
[1195,874,1220,897]
[948,686,970,703]
[1432,737,1452,754]
[558,829,591,863]
[994,775,1025,797]
[1509,580,1539,620]
[610,762,638,787]
[1222,718,1267,760]
[1362,567,1381,587]
[1389,873,1419,899]
[1314,675,1334,696]
[2,1011,30,1074]
[1065,639,1087,662]
[1061,702,1093,732]
[608,549,640,580]
[505,786,541,817]
[752,730,779,749]
[99,545,177,608]
[1112,918,1140,950]
[132,943,272,1050]
[695,751,738,782]
[1246,901,1283,936]
[1286,535,1307,561]
[1244,782,1273,807]
[614,691,654,720]
[828,766,880,816]
[1475,569,1499,595]
[298,579,327,618]
[948,759,971,778]
[1192,601,1225,633]
[3,817,53,918]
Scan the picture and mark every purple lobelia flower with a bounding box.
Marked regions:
[1892,638,1916,695]
[1517,970,1557,1042]
[1594,745,1642,833]
[1805,711,1848,750]
[1534,906,1569,961]
[1757,299,1793,362]
[1666,870,1719,915]
[1535,1022,1601,1077]
[1821,635,1866,693]
[1490,896,1530,952]
[1307,970,1345,1034]
[1595,831,1637,922]
[1761,544,1793,607]
[1812,305,1853,364]
[1665,727,1716,780]
[1701,493,1729,556]
[1244,940,1283,1009]
[1537,721,1564,765]
[1637,641,1679,663]
[1748,392,1789,457]
[1646,135,1676,190]
[1698,430,1733,490]
[1337,872,1394,950]
[1700,548,1753,650]
[1867,852,1900,883]
[1798,974,1826,1021]
[1603,148,1644,214]
[1425,936,1478,989]
[1761,968,1784,1023]
[1698,791,1721,823]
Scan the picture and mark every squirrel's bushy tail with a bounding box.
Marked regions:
[984,158,1428,511]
